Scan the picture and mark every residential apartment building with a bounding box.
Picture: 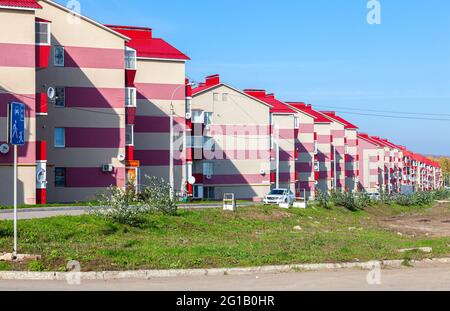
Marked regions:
[321,112,359,192]
[0,0,40,205]
[357,134,381,194]
[244,90,297,195]
[189,75,272,201]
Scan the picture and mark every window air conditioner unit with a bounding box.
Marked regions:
[102,164,114,172]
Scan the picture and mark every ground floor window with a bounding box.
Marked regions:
[204,187,215,200]
[55,168,66,187]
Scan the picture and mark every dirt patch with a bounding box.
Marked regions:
[380,204,450,237]
[239,209,292,222]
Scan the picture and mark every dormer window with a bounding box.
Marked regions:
[125,47,137,70]
[35,21,51,45]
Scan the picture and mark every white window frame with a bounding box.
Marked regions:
[314,141,318,155]
[192,110,204,124]
[125,47,137,70]
[125,87,137,107]
[126,124,134,146]
[193,185,204,199]
[54,46,64,67]
[203,162,214,176]
[204,112,213,127]
[213,93,219,102]
[222,93,228,102]
[294,117,300,129]
[54,127,65,148]
[345,144,349,155]
[35,22,51,46]
[54,87,65,107]
[186,98,192,116]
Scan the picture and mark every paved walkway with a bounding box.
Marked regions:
[1,263,450,291]
[0,203,256,220]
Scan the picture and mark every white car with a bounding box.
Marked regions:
[264,189,295,205]
[368,192,381,201]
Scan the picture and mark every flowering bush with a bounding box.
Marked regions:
[139,175,178,216]
[91,186,145,227]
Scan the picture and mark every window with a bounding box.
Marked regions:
[204,112,213,127]
[125,47,137,70]
[193,185,204,199]
[203,162,214,176]
[35,22,50,45]
[345,144,349,154]
[222,93,228,102]
[203,136,215,151]
[55,168,66,188]
[213,93,219,101]
[55,87,65,107]
[126,125,134,146]
[125,87,136,107]
[54,46,64,67]
[204,187,215,200]
[294,117,300,129]
[192,110,204,124]
[186,98,192,116]
[314,142,318,154]
[54,128,65,148]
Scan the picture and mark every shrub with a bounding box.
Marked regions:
[91,186,145,227]
[139,176,178,216]
[316,190,331,209]
[330,191,367,211]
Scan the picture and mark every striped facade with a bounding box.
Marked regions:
[35,0,128,203]
[190,76,272,201]
[358,134,381,193]
[0,5,37,205]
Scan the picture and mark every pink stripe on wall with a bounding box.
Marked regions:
[331,130,345,138]
[297,143,314,153]
[208,125,270,135]
[0,141,35,164]
[65,87,125,108]
[65,128,124,148]
[347,139,358,147]
[66,167,125,188]
[64,46,124,69]
[0,94,35,117]
[298,123,314,133]
[205,174,269,185]
[136,83,185,101]
[0,43,35,67]
[279,129,296,139]
[317,135,331,144]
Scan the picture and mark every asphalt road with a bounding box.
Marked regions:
[0,204,254,220]
[1,263,450,291]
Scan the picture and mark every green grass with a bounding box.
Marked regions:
[0,204,449,272]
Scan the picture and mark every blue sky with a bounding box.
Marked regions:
[58,0,450,155]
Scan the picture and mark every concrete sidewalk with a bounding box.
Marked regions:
[0,202,257,220]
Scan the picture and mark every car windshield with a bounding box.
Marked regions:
[270,190,285,195]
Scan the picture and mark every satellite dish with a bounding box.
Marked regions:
[117,153,126,162]
[185,112,192,120]
[47,87,56,100]
[0,144,10,155]
[188,176,196,185]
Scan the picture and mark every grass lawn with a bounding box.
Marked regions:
[0,203,449,272]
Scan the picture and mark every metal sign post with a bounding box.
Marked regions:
[8,102,25,257]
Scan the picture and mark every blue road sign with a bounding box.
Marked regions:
[9,102,25,146]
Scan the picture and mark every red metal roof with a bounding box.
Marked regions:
[192,74,221,95]
[106,25,189,61]
[358,133,381,146]
[244,90,296,114]
[320,111,358,129]
[286,102,331,123]
[0,0,41,9]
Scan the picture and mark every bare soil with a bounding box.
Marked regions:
[381,203,450,237]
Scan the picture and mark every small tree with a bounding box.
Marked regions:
[91,186,145,227]
[139,176,178,215]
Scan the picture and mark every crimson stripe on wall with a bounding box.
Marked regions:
[136,83,185,101]
[64,46,124,69]
[135,116,169,133]
[65,87,124,108]
[135,150,183,166]
[0,94,35,117]
[0,43,35,67]
[65,167,125,188]
[205,174,269,185]
[65,128,124,148]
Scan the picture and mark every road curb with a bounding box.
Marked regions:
[1,257,450,281]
